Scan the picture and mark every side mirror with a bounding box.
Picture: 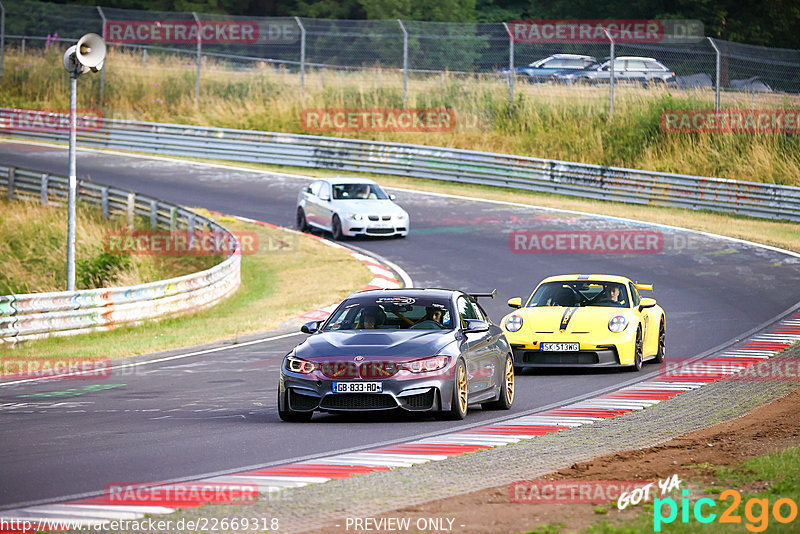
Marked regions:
[319,193,330,201]
[464,319,490,333]
[301,321,321,334]
[507,297,522,309]
[388,193,396,201]
[638,298,657,311]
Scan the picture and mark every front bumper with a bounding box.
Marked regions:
[507,330,637,368]
[342,219,408,237]
[279,372,454,414]
[511,344,622,368]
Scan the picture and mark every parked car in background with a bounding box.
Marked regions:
[499,54,598,82]
[555,57,676,87]
[296,177,409,240]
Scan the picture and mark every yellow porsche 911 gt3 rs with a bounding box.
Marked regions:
[501,274,665,372]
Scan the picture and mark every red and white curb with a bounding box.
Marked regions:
[2,312,797,531]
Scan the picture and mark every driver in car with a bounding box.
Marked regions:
[360,306,386,329]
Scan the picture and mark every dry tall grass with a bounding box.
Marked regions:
[0,197,217,294]
[2,46,799,185]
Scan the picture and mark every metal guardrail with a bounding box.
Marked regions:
[2,109,799,222]
[0,163,241,342]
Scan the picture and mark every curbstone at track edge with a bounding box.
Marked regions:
[220,213,407,324]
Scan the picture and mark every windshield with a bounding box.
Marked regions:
[527,281,629,308]
[332,183,388,200]
[323,296,454,331]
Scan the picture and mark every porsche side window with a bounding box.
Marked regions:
[629,282,641,306]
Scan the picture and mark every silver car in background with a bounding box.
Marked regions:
[296,177,409,239]
[556,56,676,87]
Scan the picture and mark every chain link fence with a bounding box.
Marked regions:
[1,0,799,113]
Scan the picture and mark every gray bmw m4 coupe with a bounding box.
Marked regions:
[278,288,515,422]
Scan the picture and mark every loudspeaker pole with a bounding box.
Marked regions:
[62,33,105,291]
[67,71,78,290]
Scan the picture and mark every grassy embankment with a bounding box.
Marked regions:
[2,46,800,185]
[1,199,372,362]
[2,47,798,253]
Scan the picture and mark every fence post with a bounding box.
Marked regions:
[502,22,514,104]
[40,173,48,206]
[295,17,305,96]
[0,1,5,84]
[170,206,177,231]
[602,27,615,120]
[21,37,25,55]
[708,37,721,112]
[126,192,135,229]
[397,19,408,107]
[6,166,14,200]
[150,199,158,229]
[96,6,106,106]
[101,187,109,218]
[192,12,201,103]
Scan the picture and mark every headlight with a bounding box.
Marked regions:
[505,314,523,332]
[346,213,364,221]
[608,315,628,332]
[402,356,449,373]
[286,356,317,374]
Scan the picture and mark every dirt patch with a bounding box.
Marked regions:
[311,388,800,534]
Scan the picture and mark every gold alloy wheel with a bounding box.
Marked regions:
[457,363,468,414]
[504,356,515,405]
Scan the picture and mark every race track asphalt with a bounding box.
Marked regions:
[2,141,798,508]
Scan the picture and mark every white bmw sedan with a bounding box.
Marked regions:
[296,177,409,239]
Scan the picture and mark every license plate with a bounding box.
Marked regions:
[541,342,579,352]
[332,382,383,393]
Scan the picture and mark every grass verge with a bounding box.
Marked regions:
[2,211,372,363]
[2,47,800,185]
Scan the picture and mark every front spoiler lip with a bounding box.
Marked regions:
[511,346,624,368]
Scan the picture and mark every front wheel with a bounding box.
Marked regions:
[482,354,515,410]
[296,208,309,232]
[654,319,666,363]
[331,215,344,241]
[437,359,468,420]
[627,327,643,372]
[277,389,313,422]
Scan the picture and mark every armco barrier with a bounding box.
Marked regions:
[2,109,799,222]
[0,164,241,342]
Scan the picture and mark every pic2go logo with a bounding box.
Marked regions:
[654,489,798,532]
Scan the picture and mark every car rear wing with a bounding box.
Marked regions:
[468,289,497,301]
[634,283,653,291]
